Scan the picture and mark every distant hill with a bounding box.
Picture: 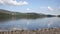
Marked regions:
[0,9,11,14]
[0,9,56,19]
[0,9,17,15]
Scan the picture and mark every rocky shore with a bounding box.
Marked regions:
[0,28,60,34]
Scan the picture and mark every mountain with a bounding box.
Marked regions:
[0,9,55,19]
[0,9,16,15]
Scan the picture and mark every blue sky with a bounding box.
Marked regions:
[0,0,60,15]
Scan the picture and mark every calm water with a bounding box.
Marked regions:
[0,17,60,30]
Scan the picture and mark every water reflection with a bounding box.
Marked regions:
[0,17,60,30]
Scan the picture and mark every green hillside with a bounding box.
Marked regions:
[0,9,55,19]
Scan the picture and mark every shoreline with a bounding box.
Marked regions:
[0,28,60,34]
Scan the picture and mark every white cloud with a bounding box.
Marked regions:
[0,0,28,6]
[26,8,30,11]
[39,6,54,12]
[58,6,60,9]
[39,6,60,15]
[48,6,54,11]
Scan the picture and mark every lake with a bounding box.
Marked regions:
[0,17,60,30]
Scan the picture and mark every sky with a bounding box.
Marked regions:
[0,0,60,15]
